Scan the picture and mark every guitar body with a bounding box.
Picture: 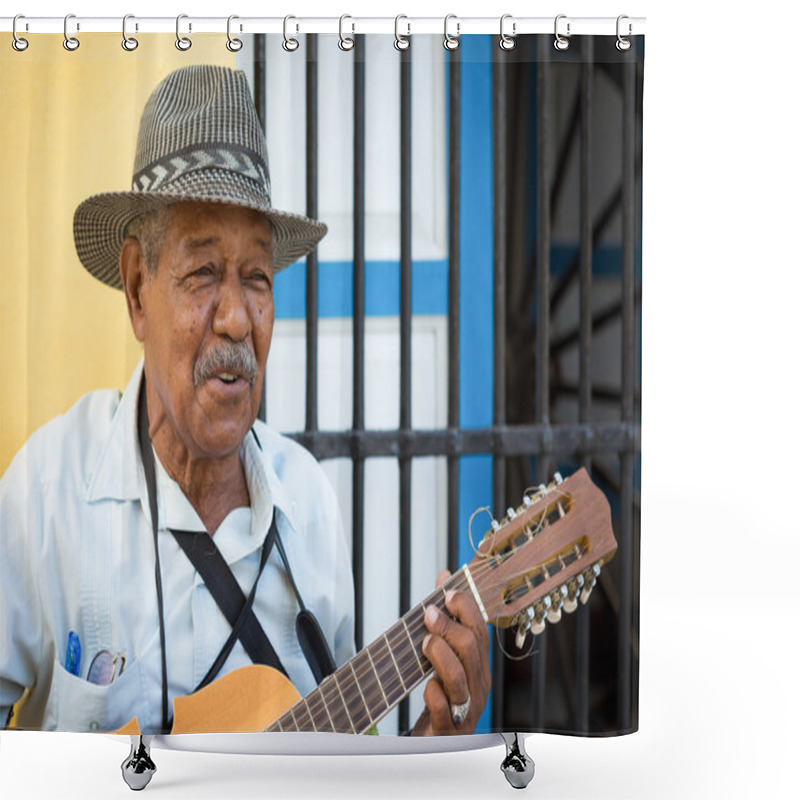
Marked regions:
[116,665,301,735]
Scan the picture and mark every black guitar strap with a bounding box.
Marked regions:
[170,520,287,690]
[138,376,335,709]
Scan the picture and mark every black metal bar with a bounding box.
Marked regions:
[398,43,413,735]
[617,49,637,733]
[352,34,366,652]
[255,35,268,424]
[546,152,643,316]
[492,51,508,525]
[549,88,581,221]
[553,383,641,406]
[575,35,594,734]
[551,288,642,355]
[447,46,461,575]
[254,34,267,131]
[533,34,551,731]
[289,422,639,461]
[305,34,319,438]
[491,44,508,735]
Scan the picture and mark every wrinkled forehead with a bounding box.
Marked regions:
[162,201,274,259]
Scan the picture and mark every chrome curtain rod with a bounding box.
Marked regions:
[2,15,646,37]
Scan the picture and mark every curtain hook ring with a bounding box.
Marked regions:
[226,15,243,52]
[554,14,570,51]
[12,14,29,51]
[63,13,80,51]
[444,14,460,51]
[616,14,632,51]
[175,14,192,51]
[394,14,410,51]
[499,14,516,51]
[338,14,355,51]
[122,14,139,51]
[283,15,299,52]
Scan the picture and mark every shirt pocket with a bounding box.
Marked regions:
[51,656,145,732]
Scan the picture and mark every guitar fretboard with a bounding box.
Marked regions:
[267,570,471,734]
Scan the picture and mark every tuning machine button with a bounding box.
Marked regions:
[546,588,565,624]
[580,564,601,605]
[563,575,583,613]
[515,616,531,649]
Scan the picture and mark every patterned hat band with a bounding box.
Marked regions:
[131,144,270,198]
[73,64,327,289]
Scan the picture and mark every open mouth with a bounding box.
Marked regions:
[216,372,240,385]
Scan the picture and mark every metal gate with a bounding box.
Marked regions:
[251,32,642,735]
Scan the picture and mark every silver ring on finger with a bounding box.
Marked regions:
[450,694,471,726]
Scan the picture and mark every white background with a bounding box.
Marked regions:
[2,1,798,798]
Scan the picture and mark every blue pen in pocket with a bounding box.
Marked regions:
[65,631,81,676]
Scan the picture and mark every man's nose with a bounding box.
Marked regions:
[212,276,251,341]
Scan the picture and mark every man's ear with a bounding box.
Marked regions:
[119,237,148,343]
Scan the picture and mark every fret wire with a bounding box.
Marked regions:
[366,647,391,712]
[303,694,321,732]
[331,672,356,733]
[401,616,425,676]
[350,652,383,719]
[385,616,425,689]
[349,660,373,732]
[272,566,486,734]
[337,657,374,733]
[369,644,405,706]
[317,678,346,732]
[384,633,408,693]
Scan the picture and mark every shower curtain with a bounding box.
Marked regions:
[0,27,642,740]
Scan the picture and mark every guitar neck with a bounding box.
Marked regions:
[267,571,471,734]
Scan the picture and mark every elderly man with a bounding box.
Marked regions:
[0,65,489,744]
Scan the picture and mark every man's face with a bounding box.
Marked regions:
[137,201,274,461]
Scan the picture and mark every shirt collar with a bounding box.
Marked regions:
[85,359,299,538]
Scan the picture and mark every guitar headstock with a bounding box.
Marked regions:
[466,468,617,648]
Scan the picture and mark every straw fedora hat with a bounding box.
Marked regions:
[73,64,326,289]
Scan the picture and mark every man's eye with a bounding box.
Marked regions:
[193,265,214,277]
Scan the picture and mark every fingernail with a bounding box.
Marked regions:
[425,605,439,625]
[422,633,431,651]
[445,590,456,604]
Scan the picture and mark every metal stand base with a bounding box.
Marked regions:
[121,735,156,791]
[500,733,535,789]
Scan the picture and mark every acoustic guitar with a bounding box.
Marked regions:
[117,467,616,735]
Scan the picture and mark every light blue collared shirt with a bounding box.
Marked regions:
[0,361,355,732]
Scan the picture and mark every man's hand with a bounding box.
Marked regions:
[411,570,491,735]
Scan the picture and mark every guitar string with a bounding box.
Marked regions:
[276,573,469,733]
[316,538,604,735]
[275,556,552,733]
[271,493,599,733]
[274,546,599,734]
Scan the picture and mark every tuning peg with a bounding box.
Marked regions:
[527,597,550,636]
[554,472,563,485]
[563,575,583,613]
[580,564,601,605]
[506,507,516,520]
[546,588,565,624]
[530,617,546,636]
[515,617,531,649]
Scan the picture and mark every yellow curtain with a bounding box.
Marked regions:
[0,34,235,473]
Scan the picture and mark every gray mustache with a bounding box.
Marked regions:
[194,341,258,387]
